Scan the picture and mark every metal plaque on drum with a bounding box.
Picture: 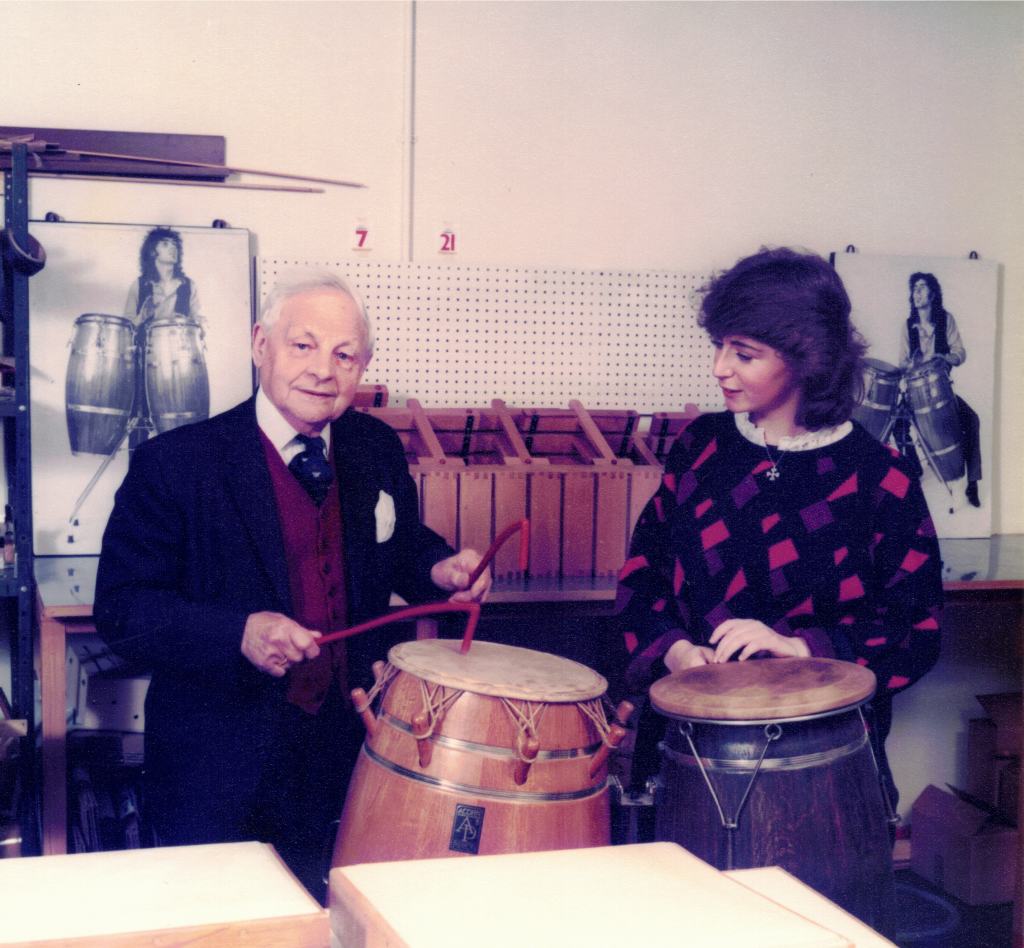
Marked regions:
[449,804,485,854]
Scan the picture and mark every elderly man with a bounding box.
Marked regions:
[95,273,488,901]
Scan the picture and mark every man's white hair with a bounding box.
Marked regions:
[259,271,374,355]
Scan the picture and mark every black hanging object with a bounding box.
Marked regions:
[1,229,46,276]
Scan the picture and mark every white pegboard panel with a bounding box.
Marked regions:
[259,260,725,415]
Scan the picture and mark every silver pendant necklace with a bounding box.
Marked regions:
[764,442,787,481]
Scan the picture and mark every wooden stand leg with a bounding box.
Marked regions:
[38,611,68,856]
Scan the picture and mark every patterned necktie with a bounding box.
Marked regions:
[288,434,334,505]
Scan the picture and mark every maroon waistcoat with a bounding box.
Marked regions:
[260,431,348,715]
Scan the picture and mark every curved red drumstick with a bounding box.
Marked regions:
[316,600,481,652]
[466,518,530,588]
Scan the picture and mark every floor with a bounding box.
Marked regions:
[893,868,1014,948]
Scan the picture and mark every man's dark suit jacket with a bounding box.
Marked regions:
[94,395,453,845]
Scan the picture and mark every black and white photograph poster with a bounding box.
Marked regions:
[28,221,255,555]
[832,252,998,539]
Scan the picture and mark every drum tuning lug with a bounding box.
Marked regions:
[588,722,627,779]
[351,687,376,738]
[513,736,541,785]
[609,776,655,808]
[614,700,635,726]
[372,660,386,682]
[412,712,434,768]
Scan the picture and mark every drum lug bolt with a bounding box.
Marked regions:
[351,687,376,738]
[589,722,627,779]
[412,712,434,768]
[513,736,541,785]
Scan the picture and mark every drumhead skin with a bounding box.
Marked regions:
[649,657,876,722]
[389,639,607,702]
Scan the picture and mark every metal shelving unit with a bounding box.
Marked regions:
[2,141,40,856]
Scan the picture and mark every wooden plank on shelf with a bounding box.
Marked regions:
[493,471,528,580]
[1,126,228,180]
[527,470,562,579]
[420,471,458,550]
[595,470,630,578]
[562,471,596,578]
[458,470,492,558]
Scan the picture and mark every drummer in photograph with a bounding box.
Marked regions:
[615,246,943,827]
[122,226,203,448]
[899,271,982,507]
[95,271,490,903]
[123,226,201,325]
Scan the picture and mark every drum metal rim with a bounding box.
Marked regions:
[67,404,133,417]
[74,313,136,327]
[360,742,608,802]
[659,730,868,772]
[650,696,872,726]
[381,711,603,760]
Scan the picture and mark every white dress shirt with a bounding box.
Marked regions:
[255,385,331,466]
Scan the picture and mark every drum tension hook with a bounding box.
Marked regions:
[679,720,782,871]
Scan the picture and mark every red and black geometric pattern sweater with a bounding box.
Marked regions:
[616,411,943,749]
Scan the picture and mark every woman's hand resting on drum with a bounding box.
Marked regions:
[664,638,716,673]
[709,619,811,663]
[664,621,811,674]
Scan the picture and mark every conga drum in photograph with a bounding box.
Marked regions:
[649,658,895,937]
[904,358,964,484]
[852,358,901,442]
[144,317,210,434]
[65,314,137,455]
[332,639,625,868]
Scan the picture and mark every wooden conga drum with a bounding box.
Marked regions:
[65,314,136,455]
[649,658,895,936]
[905,359,964,484]
[852,358,901,442]
[144,317,210,434]
[332,639,620,867]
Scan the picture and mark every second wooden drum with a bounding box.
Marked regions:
[332,639,615,867]
[649,658,895,937]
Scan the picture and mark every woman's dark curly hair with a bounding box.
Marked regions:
[138,227,185,284]
[697,247,868,430]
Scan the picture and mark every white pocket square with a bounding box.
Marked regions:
[375,490,396,543]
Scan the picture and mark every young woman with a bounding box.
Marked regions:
[615,247,943,810]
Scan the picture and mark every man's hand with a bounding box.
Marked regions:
[431,549,491,603]
[241,611,322,677]
[664,638,715,673]
[709,619,811,663]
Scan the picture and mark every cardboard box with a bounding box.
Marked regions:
[66,635,149,733]
[976,692,1021,758]
[967,717,998,805]
[910,784,1018,905]
[967,693,1021,821]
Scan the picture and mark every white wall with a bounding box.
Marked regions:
[2,0,1022,817]
[3,1,411,260]
[411,1,1024,533]
[4,0,1020,530]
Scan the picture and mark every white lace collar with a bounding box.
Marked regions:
[734,412,852,452]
